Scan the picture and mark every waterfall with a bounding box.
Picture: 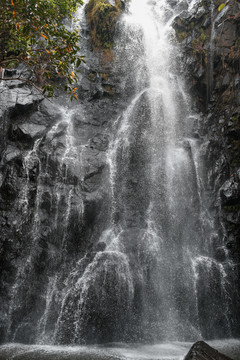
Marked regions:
[54,0,233,343]
[3,0,236,346]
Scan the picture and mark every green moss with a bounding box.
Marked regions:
[103,83,115,94]
[100,72,108,81]
[86,0,123,51]
[200,28,207,42]
[223,205,240,212]
[176,31,187,42]
[192,37,205,55]
[88,71,97,81]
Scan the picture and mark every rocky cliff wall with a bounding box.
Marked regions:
[0,27,126,343]
[173,0,240,335]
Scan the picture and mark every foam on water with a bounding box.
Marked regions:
[1,340,240,360]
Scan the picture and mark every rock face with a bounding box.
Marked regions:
[0,45,123,343]
[174,0,240,256]
[184,341,232,360]
[174,0,240,337]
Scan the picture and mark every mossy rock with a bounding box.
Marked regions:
[86,0,124,51]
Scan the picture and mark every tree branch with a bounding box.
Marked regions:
[0,58,21,65]
[1,76,43,93]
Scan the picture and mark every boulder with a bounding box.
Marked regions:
[11,123,47,143]
[220,178,240,205]
[1,145,21,164]
[184,341,233,360]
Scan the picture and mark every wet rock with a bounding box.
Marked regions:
[220,178,240,205]
[195,66,205,79]
[94,241,107,252]
[0,44,118,342]
[174,0,240,273]
[11,123,47,144]
[182,36,193,47]
[184,341,233,360]
[28,101,62,130]
[194,6,207,20]
[1,145,21,164]
[222,73,232,88]
[72,112,100,127]
[234,74,240,88]
[168,0,177,8]
[89,134,109,151]
[55,251,134,344]
[5,79,26,89]
[0,164,20,200]
[216,21,236,50]
[202,17,211,29]
[173,16,187,32]
[193,256,231,338]
[14,323,34,344]
[4,68,17,77]
[12,88,43,114]
[214,246,227,262]
[177,1,188,13]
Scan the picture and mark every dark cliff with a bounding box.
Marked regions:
[174,0,240,336]
[0,5,124,342]
[175,0,240,254]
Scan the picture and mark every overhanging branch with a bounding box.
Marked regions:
[0,76,43,93]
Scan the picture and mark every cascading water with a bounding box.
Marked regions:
[2,0,238,348]
[52,0,234,344]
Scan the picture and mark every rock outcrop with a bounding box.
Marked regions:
[184,341,232,360]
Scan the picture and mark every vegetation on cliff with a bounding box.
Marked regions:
[0,0,84,97]
[86,0,124,55]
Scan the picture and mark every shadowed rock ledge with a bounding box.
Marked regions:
[184,341,233,360]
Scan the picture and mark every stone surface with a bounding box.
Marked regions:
[175,0,240,247]
[0,41,122,343]
[184,341,233,360]
[174,0,240,335]
[220,178,240,205]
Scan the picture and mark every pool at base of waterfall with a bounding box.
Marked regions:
[0,340,240,360]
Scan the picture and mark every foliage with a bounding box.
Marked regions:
[0,0,84,98]
[86,0,123,51]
